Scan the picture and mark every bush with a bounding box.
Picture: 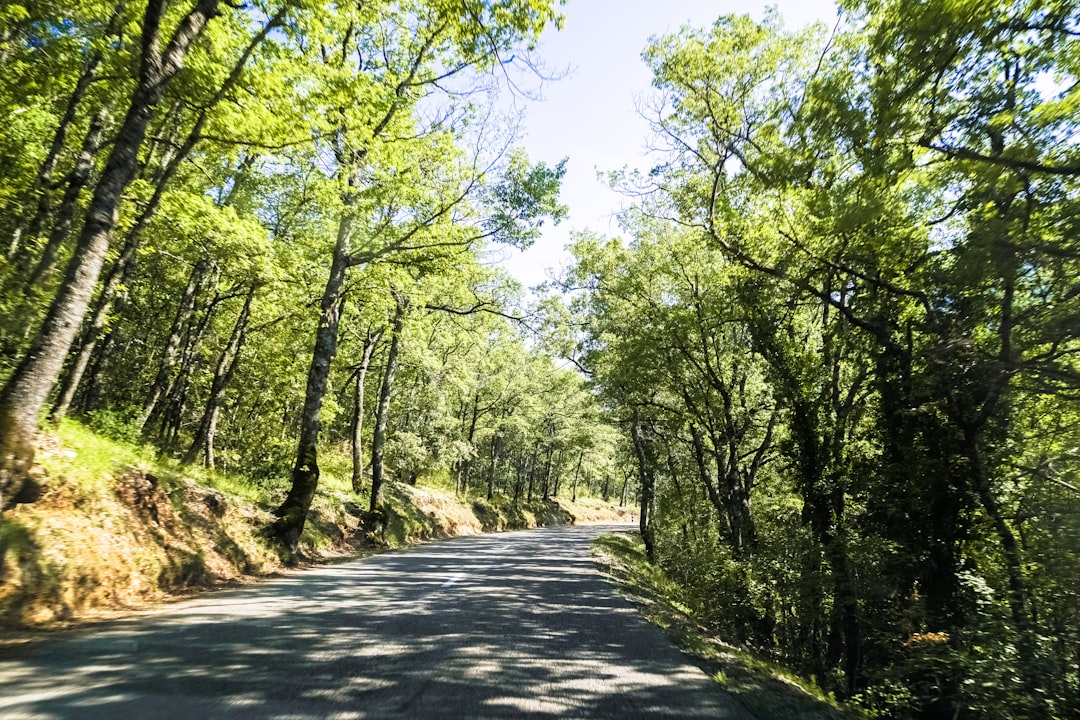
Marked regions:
[84,408,143,445]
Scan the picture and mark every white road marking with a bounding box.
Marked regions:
[440,573,465,589]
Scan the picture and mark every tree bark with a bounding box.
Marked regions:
[350,329,381,493]
[0,0,223,510]
[963,429,1028,631]
[513,451,525,502]
[138,257,207,431]
[79,325,118,413]
[51,19,274,422]
[51,215,139,423]
[270,214,353,546]
[630,415,657,562]
[184,285,255,466]
[526,442,538,502]
[158,276,229,447]
[25,107,110,289]
[689,422,734,542]
[457,390,481,496]
[552,450,563,497]
[541,446,553,499]
[10,1,122,262]
[266,10,466,541]
[571,450,583,502]
[486,432,500,500]
[369,293,407,514]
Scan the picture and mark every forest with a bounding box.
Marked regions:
[1,0,1078,718]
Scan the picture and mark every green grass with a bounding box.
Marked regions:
[592,532,863,720]
[46,419,359,540]
[38,421,478,555]
[39,419,273,506]
[37,419,155,492]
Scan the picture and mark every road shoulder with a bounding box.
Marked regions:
[592,531,863,720]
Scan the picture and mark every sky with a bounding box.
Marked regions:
[493,0,840,290]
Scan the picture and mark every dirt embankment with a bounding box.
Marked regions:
[0,466,282,627]
[377,482,632,547]
[0,431,631,629]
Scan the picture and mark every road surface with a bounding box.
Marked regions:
[0,523,753,719]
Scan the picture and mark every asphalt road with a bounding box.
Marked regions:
[0,523,754,719]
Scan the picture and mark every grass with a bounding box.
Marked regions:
[592,532,863,720]
[36,419,154,492]
[39,419,270,505]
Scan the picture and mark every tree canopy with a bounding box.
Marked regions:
[553,3,1080,717]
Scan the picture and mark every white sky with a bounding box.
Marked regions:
[492,0,839,290]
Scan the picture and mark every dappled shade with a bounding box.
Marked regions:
[0,525,749,719]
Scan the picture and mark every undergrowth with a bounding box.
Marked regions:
[592,532,863,720]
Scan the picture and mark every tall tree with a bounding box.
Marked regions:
[269,0,566,544]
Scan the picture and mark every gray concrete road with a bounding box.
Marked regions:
[0,523,754,719]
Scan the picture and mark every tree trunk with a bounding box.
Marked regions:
[6,228,22,261]
[486,433,500,500]
[202,404,220,468]
[458,390,480,496]
[513,452,525,502]
[350,329,381,493]
[10,2,121,261]
[630,416,656,562]
[526,443,538,502]
[963,429,1028,631]
[541,446,553,499]
[184,285,255,466]
[689,423,733,543]
[571,450,583,502]
[270,214,353,547]
[158,278,227,447]
[25,107,110,289]
[826,529,861,696]
[51,223,139,422]
[0,0,222,511]
[138,258,207,431]
[369,293,407,514]
[552,450,563,497]
[79,325,117,413]
[50,23,273,424]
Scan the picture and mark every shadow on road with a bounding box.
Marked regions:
[0,524,751,719]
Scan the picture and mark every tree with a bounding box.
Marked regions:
[597,5,1080,715]
[269,1,567,546]
[0,0,285,510]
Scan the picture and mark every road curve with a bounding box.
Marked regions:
[0,523,753,719]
